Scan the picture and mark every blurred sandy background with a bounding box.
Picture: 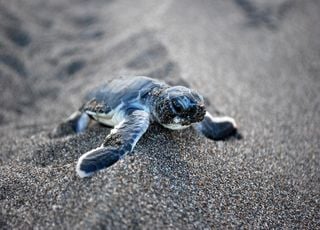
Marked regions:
[0,0,319,229]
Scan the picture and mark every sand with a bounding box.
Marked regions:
[0,0,319,229]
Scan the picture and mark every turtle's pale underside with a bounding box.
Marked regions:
[53,76,238,177]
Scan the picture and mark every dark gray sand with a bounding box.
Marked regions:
[1,0,319,229]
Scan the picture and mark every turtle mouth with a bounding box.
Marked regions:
[173,117,190,126]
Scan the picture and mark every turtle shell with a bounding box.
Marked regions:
[83,76,167,114]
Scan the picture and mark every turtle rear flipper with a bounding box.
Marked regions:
[76,110,150,177]
[195,112,239,141]
[50,111,90,138]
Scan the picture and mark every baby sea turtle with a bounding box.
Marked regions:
[54,76,238,177]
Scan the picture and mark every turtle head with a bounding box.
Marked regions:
[153,86,206,130]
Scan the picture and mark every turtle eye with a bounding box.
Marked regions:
[172,99,184,114]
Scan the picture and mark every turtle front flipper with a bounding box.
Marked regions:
[76,110,150,177]
[195,112,238,141]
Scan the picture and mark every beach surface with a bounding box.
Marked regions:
[0,0,319,228]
